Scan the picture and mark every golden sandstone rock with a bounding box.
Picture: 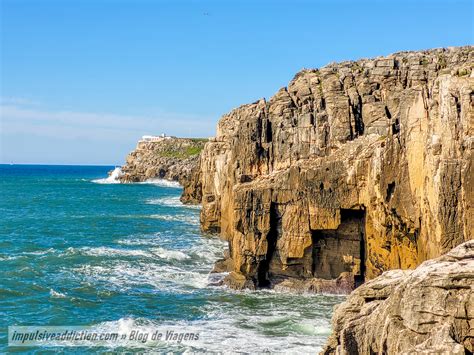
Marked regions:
[182,46,473,291]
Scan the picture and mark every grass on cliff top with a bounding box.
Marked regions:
[189,138,208,143]
[155,139,206,159]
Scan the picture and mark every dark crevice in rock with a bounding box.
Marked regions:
[265,120,273,143]
[364,296,387,302]
[257,202,279,288]
[392,117,400,134]
[454,95,462,118]
[386,181,396,202]
[352,97,364,137]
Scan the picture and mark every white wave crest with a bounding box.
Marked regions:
[87,311,334,353]
[72,244,192,262]
[116,233,226,265]
[149,214,199,224]
[71,246,154,259]
[146,196,200,209]
[139,178,182,188]
[0,255,17,261]
[116,238,160,246]
[150,247,190,261]
[49,289,67,298]
[71,262,209,291]
[92,167,123,184]
[186,236,228,264]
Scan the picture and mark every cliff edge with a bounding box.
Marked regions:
[183,46,473,291]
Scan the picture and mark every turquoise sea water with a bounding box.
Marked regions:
[0,165,343,353]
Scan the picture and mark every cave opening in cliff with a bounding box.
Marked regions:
[311,208,366,285]
[257,203,279,288]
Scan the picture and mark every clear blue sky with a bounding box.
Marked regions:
[1,0,472,165]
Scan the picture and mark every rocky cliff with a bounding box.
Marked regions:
[119,137,206,189]
[322,240,474,354]
[183,46,474,291]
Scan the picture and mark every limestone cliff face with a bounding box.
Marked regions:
[322,240,474,354]
[119,137,206,187]
[184,47,474,290]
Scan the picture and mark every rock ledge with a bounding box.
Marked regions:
[322,240,474,354]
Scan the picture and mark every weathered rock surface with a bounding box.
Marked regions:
[322,240,474,354]
[119,137,206,190]
[183,46,474,290]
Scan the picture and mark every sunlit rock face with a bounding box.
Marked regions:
[182,46,473,291]
[322,240,474,354]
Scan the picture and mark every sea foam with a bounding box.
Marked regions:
[150,247,190,261]
[87,310,334,353]
[139,178,181,188]
[146,196,200,209]
[92,167,123,184]
[49,288,67,298]
[91,168,181,188]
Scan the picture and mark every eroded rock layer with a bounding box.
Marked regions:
[183,46,474,290]
[322,240,474,354]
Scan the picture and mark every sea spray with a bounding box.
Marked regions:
[92,167,123,184]
[91,168,182,188]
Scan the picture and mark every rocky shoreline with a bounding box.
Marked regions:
[118,137,206,188]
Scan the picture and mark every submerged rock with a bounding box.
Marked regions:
[182,46,473,290]
[322,240,474,354]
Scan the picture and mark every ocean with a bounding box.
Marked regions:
[0,164,343,353]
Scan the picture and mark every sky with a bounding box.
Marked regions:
[1,0,472,165]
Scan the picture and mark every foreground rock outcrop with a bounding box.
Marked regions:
[183,46,473,291]
[322,240,474,354]
[119,137,206,191]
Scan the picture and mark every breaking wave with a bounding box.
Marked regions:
[150,247,190,261]
[69,262,211,291]
[149,213,200,224]
[92,167,123,184]
[146,196,200,209]
[71,246,154,259]
[91,169,181,188]
[49,288,67,298]
[85,301,335,352]
[140,178,181,188]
